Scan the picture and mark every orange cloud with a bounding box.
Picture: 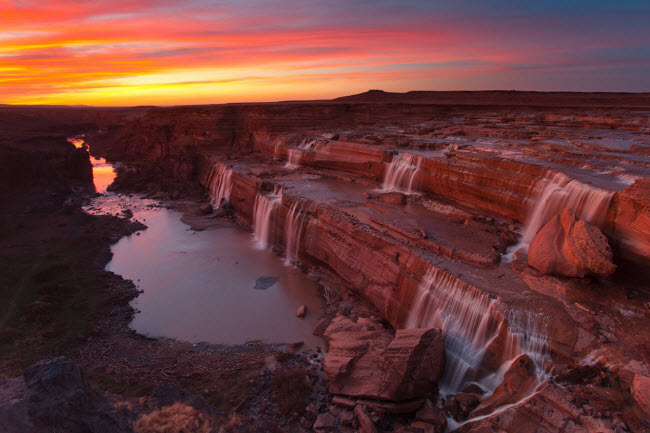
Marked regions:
[1,0,648,105]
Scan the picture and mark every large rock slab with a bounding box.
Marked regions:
[528,208,616,278]
[458,382,615,433]
[323,316,444,401]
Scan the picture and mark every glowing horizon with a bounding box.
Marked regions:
[1,0,649,106]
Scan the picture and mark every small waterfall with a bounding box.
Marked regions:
[382,153,422,193]
[286,149,302,169]
[506,172,614,258]
[406,267,548,396]
[207,164,233,209]
[253,187,282,249]
[285,140,316,169]
[521,172,613,245]
[283,200,314,266]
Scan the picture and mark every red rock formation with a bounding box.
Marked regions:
[610,178,650,265]
[458,383,617,433]
[470,354,538,417]
[528,208,616,278]
[632,374,650,417]
[323,316,444,401]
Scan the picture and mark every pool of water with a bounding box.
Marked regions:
[87,193,323,346]
[81,139,324,347]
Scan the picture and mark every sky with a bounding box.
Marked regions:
[1,0,649,106]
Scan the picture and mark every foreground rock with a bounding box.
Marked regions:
[632,374,650,417]
[323,316,444,401]
[470,354,538,418]
[0,357,128,433]
[458,382,622,433]
[528,208,616,278]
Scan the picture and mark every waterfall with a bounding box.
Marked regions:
[207,164,233,209]
[286,149,302,169]
[382,153,422,193]
[253,188,282,249]
[284,200,314,266]
[285,140,316,169]
[406,267,548,396]
[506,172,614,259]
[520,172,613,245]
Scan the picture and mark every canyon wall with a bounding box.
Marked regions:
[4,92,647,431]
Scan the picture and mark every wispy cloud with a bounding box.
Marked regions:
[1,0,648,105]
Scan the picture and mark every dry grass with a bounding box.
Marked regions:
[320,285,342,314]
[133,403,216,433]
[270,369,312,416]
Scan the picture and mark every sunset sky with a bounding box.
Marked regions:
[1,0,649,106]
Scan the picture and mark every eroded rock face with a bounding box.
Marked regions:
[528,208,616,278]
[632,374,650,417]
[323,316,444,401]
[470,354,538,418]
[458,382,620,433]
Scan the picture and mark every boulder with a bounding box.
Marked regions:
[528,208,616,278]
[0,357,128,433]
[415,399,447,432]
[313,412,336,432]
[296,304,307,318]
[355,405,378,433]
[632,374,650,416]
[323,317,444,401]
[444,392,480,421]
[470,354,538,417]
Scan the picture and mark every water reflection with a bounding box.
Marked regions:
[68,136,116,193]
[91,156,116,194]
[85,194,324,346]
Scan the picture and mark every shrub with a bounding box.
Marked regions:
[133,403,216,433]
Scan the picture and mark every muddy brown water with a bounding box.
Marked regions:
[85,158,323,347]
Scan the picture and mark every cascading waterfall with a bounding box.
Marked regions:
[506,171,614,258]
[284,200,308,266]
[382,153,422,193]
[521,172,613,245]
[207,164,233,209]
[285,140,316,169]
[253,187,282,249]
[405,267,549,396]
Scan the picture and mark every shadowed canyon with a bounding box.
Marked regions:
[1,91,649,433]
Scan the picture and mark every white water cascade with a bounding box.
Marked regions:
[382,153,422,193]
[207,164,233,209]
[406,267,549,396]
[506,172,614,258]
[253,188,282,249]
[285,140,316,169]
[284,200,318,266]
[284,201,307,266]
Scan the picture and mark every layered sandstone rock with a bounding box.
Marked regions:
[528,208,616,278]
[470,354,539,418]
[458,382,618,433]
[610,178,650,265]
[323,316,444,401]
